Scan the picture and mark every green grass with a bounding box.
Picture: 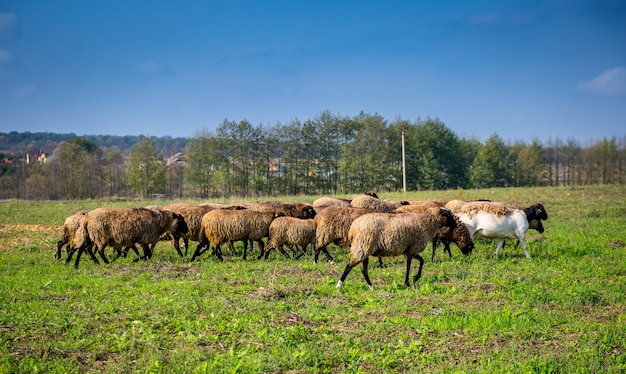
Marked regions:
[1,186,625,373]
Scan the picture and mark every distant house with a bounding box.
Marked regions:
[26,145,57,164]
[166,152,185,166]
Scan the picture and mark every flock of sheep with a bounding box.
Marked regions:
[56,192,548,290]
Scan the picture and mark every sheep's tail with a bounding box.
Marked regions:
[74,219,92,249]
[350,243,370,263]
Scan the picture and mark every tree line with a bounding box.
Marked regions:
[1,111,625,200]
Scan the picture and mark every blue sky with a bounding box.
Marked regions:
[0,0,624,143]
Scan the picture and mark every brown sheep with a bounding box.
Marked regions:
[395,204,474,260]
[336,207,457,290]
[350,194,408,212]
[56,210,88,260]
[70,207,189,269]
[312,206,377,263]
[191,209,284,262]
[444,199,466,213]
[264,217,316,260]
[158,203,213,257]
[312,197,352,208]
[253,201,317,219]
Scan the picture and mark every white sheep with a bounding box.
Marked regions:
[336,207,457,290]
[457,202,538,258]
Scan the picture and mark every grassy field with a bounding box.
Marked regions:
[0,186,625,373]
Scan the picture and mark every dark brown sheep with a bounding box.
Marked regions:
[394,204,474,260]
[70,207,188,269]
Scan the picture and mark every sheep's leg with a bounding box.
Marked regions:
[73,247,84,269]
[337,260,358,289]
[262,244,273,260]
[359,257,374,290]
[55,240,66,260]
[314,246,334,264]
[377,257,385,268]
[86,245,100,264]
[97,246,110,264]
[65,246,76,265]
[255,240,265,260]
[190,242,206,261]
[430,240,438,261]
[183,238,189,257]
[137,244,152,260]
[172,236,184,257]
[279,244,291,259]
[213,243,224,262]
[444,242,453,259]
[410,254,425,286]
[519,236,530,258]
[404,256,413,287]
[111,247,123,262]
[294,245,307,260]
[494,240,505,257]
[242,240,248,260]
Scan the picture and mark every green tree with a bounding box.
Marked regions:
[185,129,226,198]
[126,138,166,199]
[51,138,102,199]
[469,134,509,188]
[339,112,394,193]
[411,118,468,190]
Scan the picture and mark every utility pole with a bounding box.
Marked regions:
[402,130,407,193]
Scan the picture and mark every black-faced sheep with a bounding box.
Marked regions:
[263,217,316,260]
[337,207,457,289]
[395,204,474,260]
[70,207,189,269]
[191,209,284,262]
[456,202,547,258]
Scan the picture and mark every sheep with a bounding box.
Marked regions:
[230,201,315,256]
[444,199,466,213]
[395,204,474,260]
[252,201,317,219]
[456,202,547,258]
[350,194,409,212]
[312,206,378,263]
[312,197,352,207]
[158,203,214,257]
[263,217,316,260]
[56,210,88,260]
[336,207,457,290]
[191,209,284,262]
[70,207,189,269]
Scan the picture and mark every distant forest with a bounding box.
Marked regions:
[0,131,188,156]
[1,111,625,200]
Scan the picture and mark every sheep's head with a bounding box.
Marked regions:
[365,191,379,199]
[172,212,189,235]
[532,203,548,220]
[295,203,317,219]
[453,222,474,256]
[528,218,545,233]
[439,208,457,230]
